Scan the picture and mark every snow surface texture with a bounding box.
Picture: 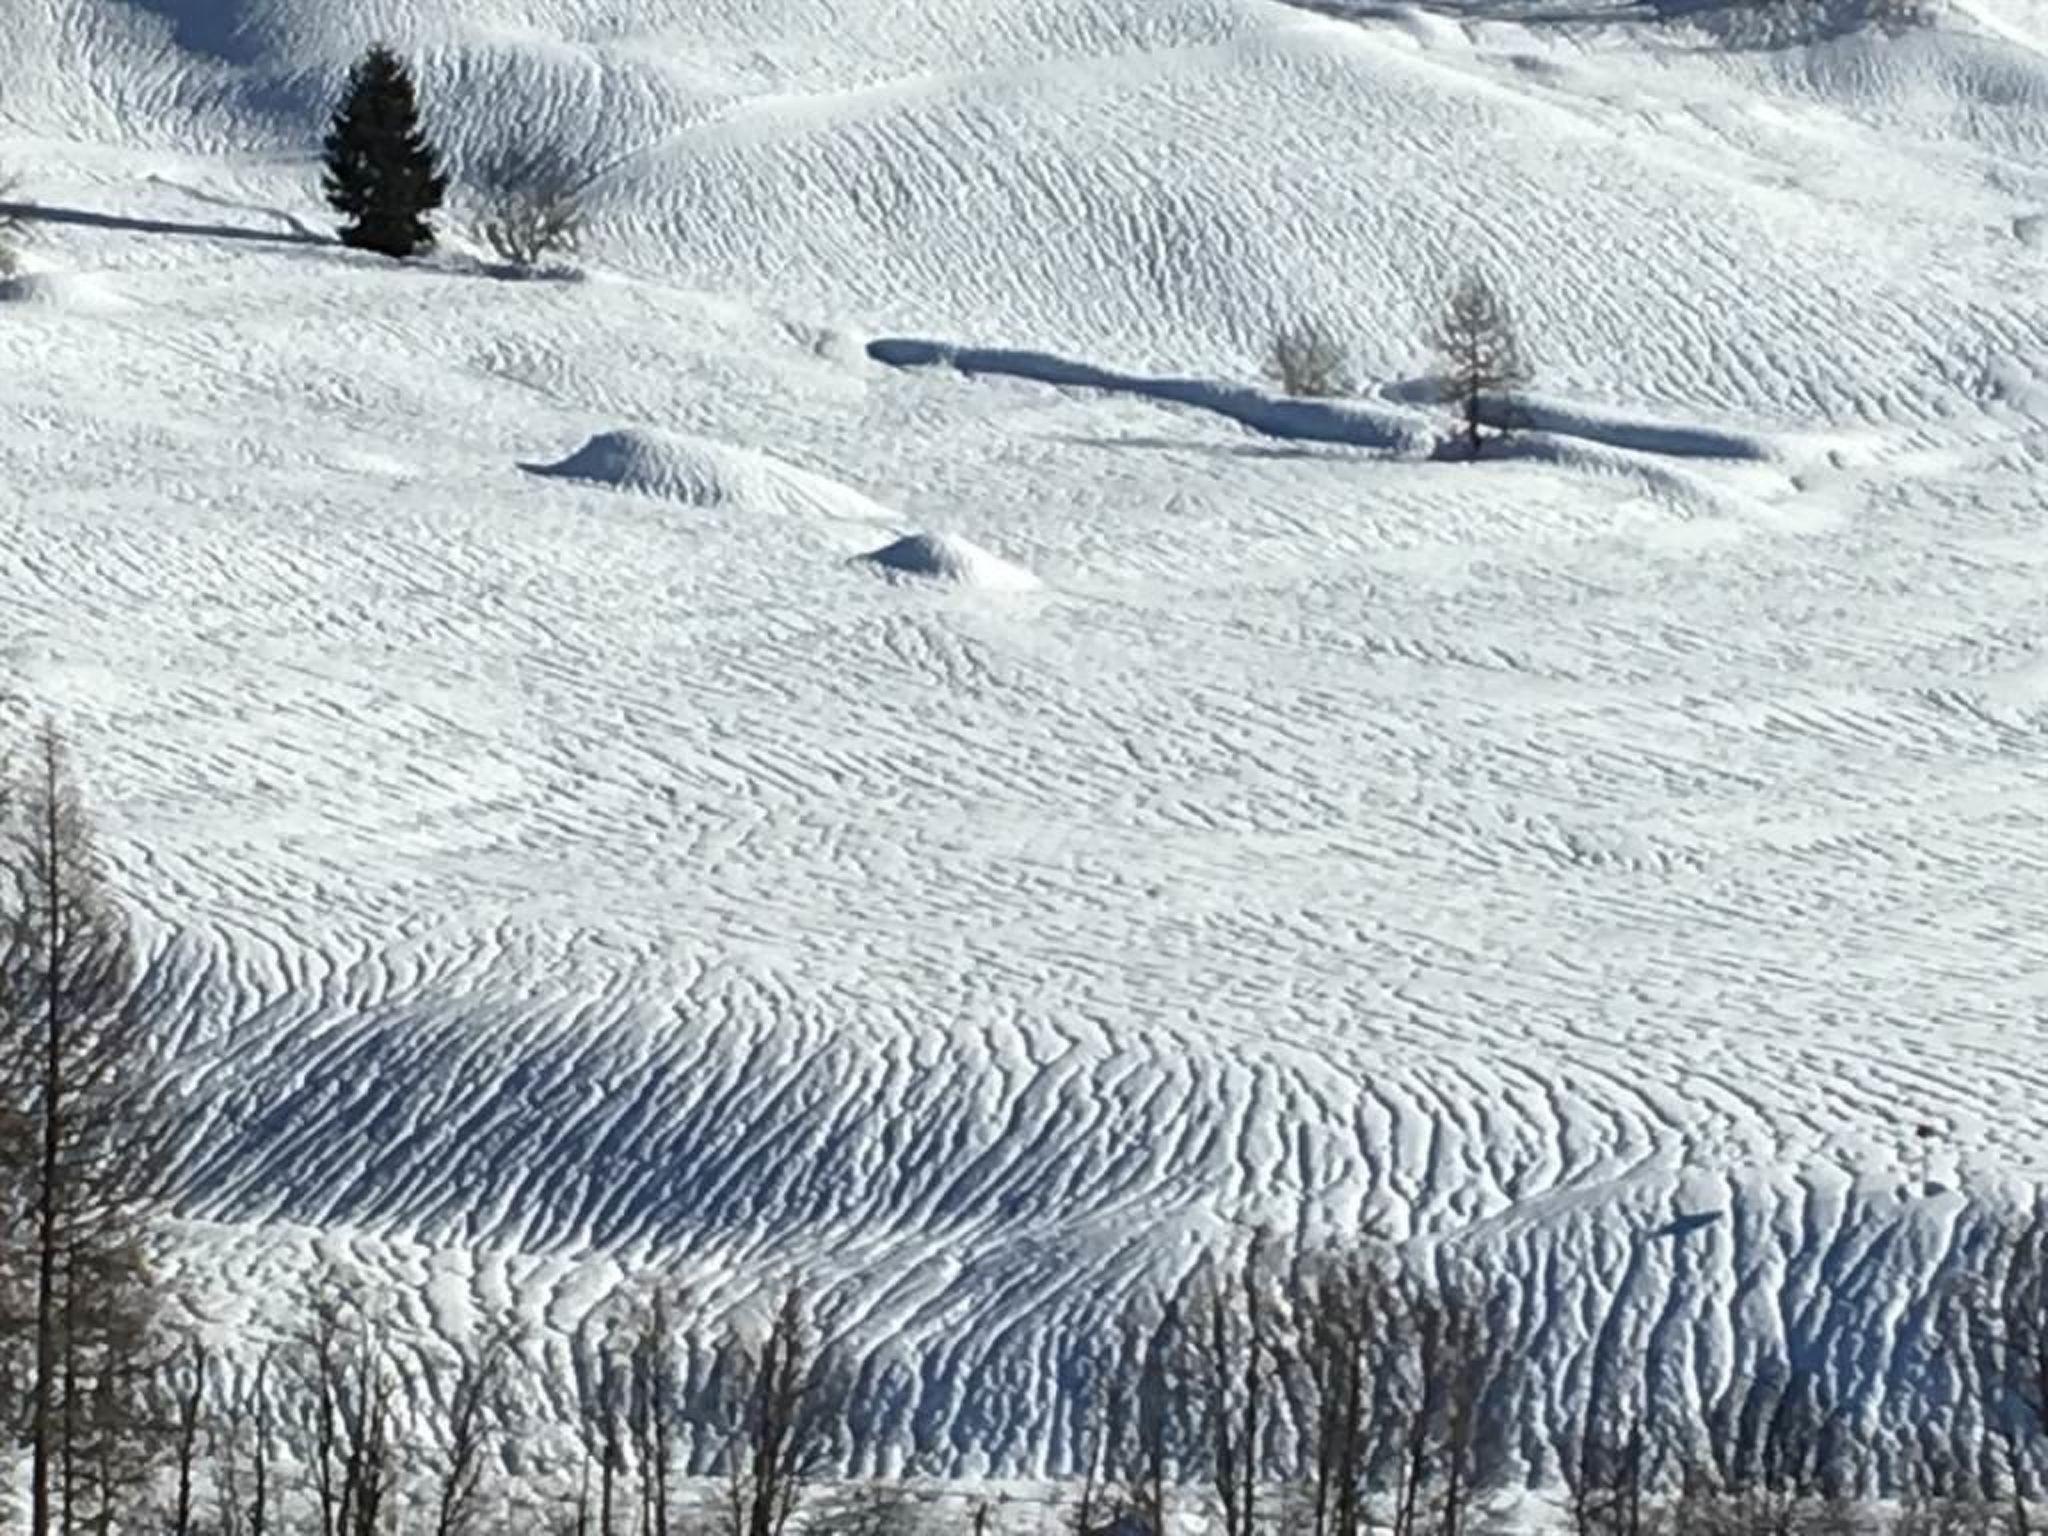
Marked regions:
[7,0,2048,1485]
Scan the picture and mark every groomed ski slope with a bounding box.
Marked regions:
[8,0,2048,1482]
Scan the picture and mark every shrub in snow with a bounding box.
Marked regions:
[1264,318,1350,398]
[472,144,587,273]
[322,44,449,259]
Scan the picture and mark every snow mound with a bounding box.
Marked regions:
[523,429,896,524]
[0,270,130,313]
[525,429,772,507]
[858,531,1041,592]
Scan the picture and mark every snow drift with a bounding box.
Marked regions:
[524,428,898,524]
[857,531,1041,591]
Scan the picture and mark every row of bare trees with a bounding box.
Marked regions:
[141,1274,843,1536]
[40,1215,2048,1536]
[1068,1239,1507,1536]
[16,724,2048,1536]
[1061,1222,2048,1536]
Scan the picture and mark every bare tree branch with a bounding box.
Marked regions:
[472,145,587,272]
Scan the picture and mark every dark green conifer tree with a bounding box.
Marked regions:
[321,45,448,259]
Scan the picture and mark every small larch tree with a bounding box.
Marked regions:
[1431,270,1531,462]
[0,721,159,1536]
[322,44,448,259]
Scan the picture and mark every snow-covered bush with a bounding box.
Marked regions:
[472,145,586,274]
[1264,318,1350,398]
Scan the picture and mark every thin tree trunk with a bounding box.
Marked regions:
[29,830,66,1536]
[651,1309,671,1536]
[173,1343,209,1536]
[60,1238,82,1536]
[251,1352,272,1536]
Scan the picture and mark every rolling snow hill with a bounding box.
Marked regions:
[7,0,2048,1483]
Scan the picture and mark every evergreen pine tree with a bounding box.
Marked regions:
[322,45,448,259]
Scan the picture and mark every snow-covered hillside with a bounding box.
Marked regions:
[7,0,2048,1481]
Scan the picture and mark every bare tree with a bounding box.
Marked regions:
[434,1325,519,1536]
[1123,1304,1179,1536]
[1265,320,1349,398]
[212,1345,277,1536]
[1295,1247,1399,1536]
[1071,1365,1117,1536]
[572,1440,595,1536]
[1071,1301,1179,1536]
[628,1289,680,1536]
[250,1348,275,1536]
[1381,1272,1497,1536]
[473,144,587,272]
[567,1312,631,1536]
[1944,1197,2048,1531]
[170,1340,209,1536]
[1185,1232,1283,1536]
[1563,1384,1648,1536]
[292,1279,397,1536]
[1429,271,1531,462]
[719,1283,842,1536]
[0,720,158,1536]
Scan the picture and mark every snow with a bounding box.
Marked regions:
[858,532,1041,591]
[8,0,2048,1484]
[0,267,131,311]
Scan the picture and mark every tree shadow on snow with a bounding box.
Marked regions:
[113,0,272,66]
[0,200,327,249]
[1053,431,1381,462]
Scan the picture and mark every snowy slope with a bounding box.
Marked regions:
[7,0,2048,1482]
